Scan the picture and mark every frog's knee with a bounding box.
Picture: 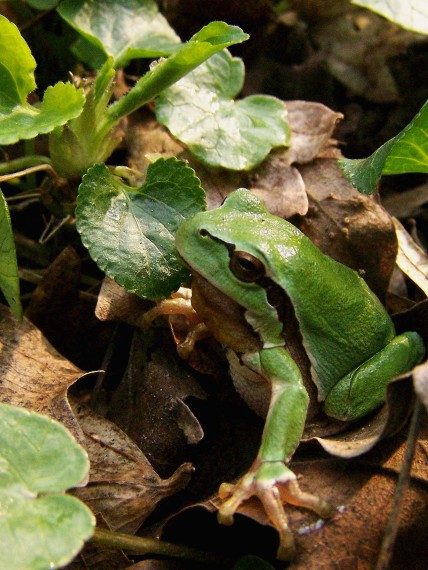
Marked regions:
[324,331,424,421]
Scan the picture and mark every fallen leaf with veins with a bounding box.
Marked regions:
[0,304,85,443]
[70,400,193,535]
[0,304,193,534]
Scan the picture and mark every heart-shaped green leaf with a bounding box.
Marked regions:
[0,403,94,570]
[76,158,205,299]
[156,50,290,170]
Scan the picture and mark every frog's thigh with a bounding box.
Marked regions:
[324,331,425,421]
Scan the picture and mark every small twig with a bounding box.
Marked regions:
[91,527,231,566]
[375,399,425,570]
[6,192,40,202]
[38,214,72,245]
[0,163,56,183]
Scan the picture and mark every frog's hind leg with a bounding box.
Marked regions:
[218,346,334,560]
[324,331,425,421]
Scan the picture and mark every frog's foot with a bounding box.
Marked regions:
[218,461,334,560]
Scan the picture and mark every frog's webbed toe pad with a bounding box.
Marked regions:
[218,462,334,561]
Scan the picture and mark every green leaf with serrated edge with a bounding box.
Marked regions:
[0,15,85,145]
[156,50,290,170]
[352,0,428,35]
[58,0,181,68]
[340,99,428,194]
[0,190,22,320]
[0,403,94,570]
[76,158,205,300]
[0,82,86,145]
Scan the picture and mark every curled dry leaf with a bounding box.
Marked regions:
[248,101,342,218]
[0,304,85,443]
[71,399,193,535]
[393,217,428,297]
[413,360,428,413]
[250,160,308,218]
[95,276,150,327]
[282,100,343,165]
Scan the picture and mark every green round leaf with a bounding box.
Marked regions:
[0,403,94,570]
[76,158,206,300]
[58,0,181,67]
[156,50,290,170]
[0,81,85,145]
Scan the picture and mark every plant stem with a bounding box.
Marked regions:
[0,156,52,175]
[92,528,231,566]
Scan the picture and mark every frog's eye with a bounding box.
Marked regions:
[230,251,265,282]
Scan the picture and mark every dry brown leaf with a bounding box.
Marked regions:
[282,100,343,164]
[297,158,397,299]
[309,372,415,457]
[71,400,193,535]
[0,304,85,442]
[105,331,206,477]
[250,161,308,218]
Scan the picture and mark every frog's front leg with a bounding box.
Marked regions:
[218,346,334,560]
[139,288,210,358]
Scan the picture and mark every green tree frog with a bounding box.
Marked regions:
[143,189,424,559]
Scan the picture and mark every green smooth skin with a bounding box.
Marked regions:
[175,189,425,483]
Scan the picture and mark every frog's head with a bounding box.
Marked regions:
[176,189,301,346]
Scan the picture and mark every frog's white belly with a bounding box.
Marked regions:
[226,349,271,417]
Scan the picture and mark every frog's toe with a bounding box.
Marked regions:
[218,470,297,560]
[218,480,252,525]
[218,462,335,560]
[279,478,335,519]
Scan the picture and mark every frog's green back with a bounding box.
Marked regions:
[176,190,395,399]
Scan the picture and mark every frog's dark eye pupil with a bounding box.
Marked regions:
[230,251,265,282]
